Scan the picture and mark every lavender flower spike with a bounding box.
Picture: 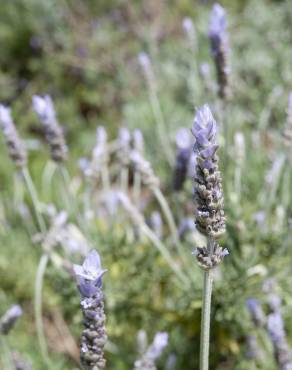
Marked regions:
[209,4,230,99]
[74,250,107,369]
[134,332,168,370]
[0,305,23,335]
[246,298,266,327]
[267,312,292,370]
[192,105,227,269]
[32,95,68,162]
[173,128,192,191]
[0,105,27,168]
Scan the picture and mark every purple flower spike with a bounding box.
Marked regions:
[173,128,192,191]
[0,304,23,335]
[208,3,231,99]
[74,250,107,369]
[32,95,68,162]
[191,105,226,245]
[0,105,27,168]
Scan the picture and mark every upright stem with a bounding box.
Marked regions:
[199,269,213,370]
[21,167,46,234]
[35,253,51,368]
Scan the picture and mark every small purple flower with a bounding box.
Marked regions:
[74,250,107,297]
[0,305,23,335]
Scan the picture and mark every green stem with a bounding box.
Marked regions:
[141,223,190,288]
[152,187,179,246]
[35,253,51,368]
[21,167,46,233]
[133,172,142,207]
[121,167,129,194]
[199,268,213,370]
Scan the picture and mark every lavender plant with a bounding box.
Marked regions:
[74,250,107,369]
[191,104,227,370]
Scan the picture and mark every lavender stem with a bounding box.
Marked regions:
[21,167,46,234]
[200,268,213,370]
[34,254,51,368]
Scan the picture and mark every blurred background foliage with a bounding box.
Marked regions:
[1,0,292,369]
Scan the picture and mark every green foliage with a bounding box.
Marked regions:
[1,0,292,369]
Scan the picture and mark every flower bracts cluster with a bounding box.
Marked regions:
[74,250,107,370]
[192,105,225,238]
[134,332,168,370]
[192,105,227,269]
[209,4,230,99]
[32,95,68,162]
[0,106,27,168]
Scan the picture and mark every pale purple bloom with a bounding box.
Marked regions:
[246,298,266,327]
[74,250,107,297]
[0,305,23,335]
[209,4,226,38]
[32,95,56,125]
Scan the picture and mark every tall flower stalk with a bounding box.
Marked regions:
[191,105,227,370]
[74,250,108,369]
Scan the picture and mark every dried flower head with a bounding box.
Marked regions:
[192,104,226,239]
[209,4,231,99]
[0,105,27,168]
[0,304,23,335]
[74,250,107,369]
[32,95,68,162]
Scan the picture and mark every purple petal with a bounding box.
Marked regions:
[200,144,219,159]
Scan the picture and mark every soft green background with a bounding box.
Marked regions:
[1,0,292,369]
